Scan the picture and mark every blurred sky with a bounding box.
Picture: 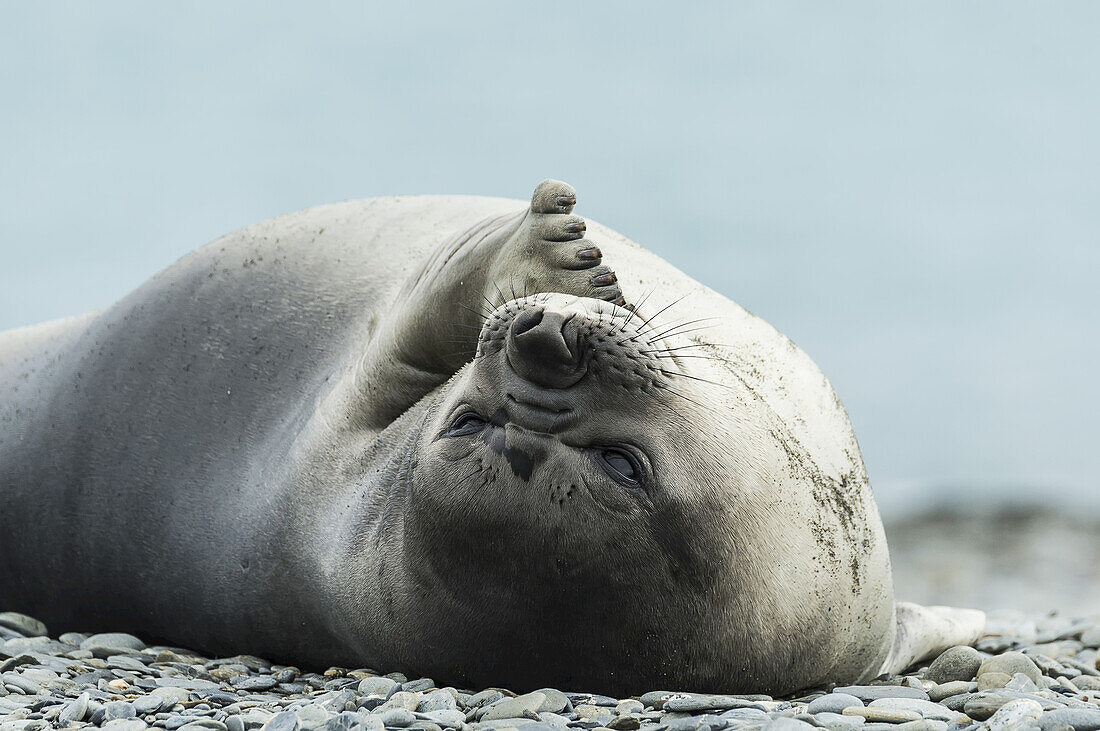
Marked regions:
[2,2,1097,516]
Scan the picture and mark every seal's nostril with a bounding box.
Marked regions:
[506,308,586,389]
[511,309,544,337]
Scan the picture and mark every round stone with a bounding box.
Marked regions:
[925,646,983,684]
[358,676,398,699]
[927,680,976,702]
[533,688,570,714]
[265,710,301,731]
[133,696,164,715]
[763,718,814,730]
[151,687,191,706]
[482,692,546,721]
[867,698,954,721]
[977,652,1042,684]
[0,612,47,638]
[234,676,278,692]
[379,708,414,727]
[379,691,420,712]
[963,695,1013,722]
[104,721,149,731]
[104,701,137,721]
[832,685,930,702]
[1037,708,1100,730]
[417,689,457,713]
[984,699,1043,731]
[178,722,228,731]
[806,693,862,714]
[80,633,146,658]
[615,700,644,715]
[421,709,465,728]
[977,672,1012,690]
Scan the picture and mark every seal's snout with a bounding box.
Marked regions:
[506,307,584,389]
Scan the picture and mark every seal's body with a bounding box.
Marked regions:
[0,181,981,695]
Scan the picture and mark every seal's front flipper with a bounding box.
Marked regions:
[879,602,986,676]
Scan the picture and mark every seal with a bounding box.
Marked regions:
[0,180,982,695]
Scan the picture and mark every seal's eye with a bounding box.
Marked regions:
[445,412,488,437]
[598,448,643,487]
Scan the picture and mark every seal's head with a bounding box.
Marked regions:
[400,293,894,695]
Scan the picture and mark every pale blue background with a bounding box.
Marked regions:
[2,3,1097,516]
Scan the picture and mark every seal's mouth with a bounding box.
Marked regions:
[504,392,575,433]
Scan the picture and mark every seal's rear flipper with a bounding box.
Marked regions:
[879,602,986,675]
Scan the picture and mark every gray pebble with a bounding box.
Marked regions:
[134,696,165,715]
[178,721,228,731]
[0,654,37,674]
[2,672,41,694]
[926,681,976,702]
[806,692,862,714]
[225,717,245,731]
[0,612,47,638]
[978,652,1043,684]
[59,692,90,724]
[80,632,146,658]
[764,718,814,730]
[417,690,456,713]
[1037,708,1100,730]
[420,710,465,728]
[151,687,192,706]
[359,677,399,699]
[232,676,278,692]
[867,698,953,721]
[832,686,930,702]
[379,708,414,728]
[104,720,149,731]
[810,711,863,727]
[105,701,138,721]
[481,692,545,721]
[266,711,302,731]
[984,699,1043,731]
[532,688,569,715]
[925,646,982,684]
[400,678,434,693]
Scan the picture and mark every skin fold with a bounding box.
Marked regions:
[0,180,981,696]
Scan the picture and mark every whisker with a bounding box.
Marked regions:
[640,342,731,354]
[639,293,691,333]
[650,353,720,360]
[458,302,493,319]
[652,382,709,410]
[646,317,720,343]
[614,285,657,335]
[656,368,731,389]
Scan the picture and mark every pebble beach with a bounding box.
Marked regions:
[3,609,1100,731]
